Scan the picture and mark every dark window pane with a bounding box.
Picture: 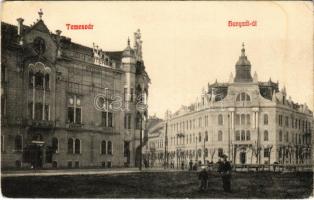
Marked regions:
[68,107,74,123]
[76,108,81,124]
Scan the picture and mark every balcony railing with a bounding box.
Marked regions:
[24,119,54,128]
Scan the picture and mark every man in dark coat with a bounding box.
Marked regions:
[198,166,209,191]
[219,155,232,192]
[189,160,193,171]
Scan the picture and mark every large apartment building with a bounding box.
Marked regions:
[146,44,313,168]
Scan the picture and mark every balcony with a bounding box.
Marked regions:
[66,123,84,129]
[24,119,54,129]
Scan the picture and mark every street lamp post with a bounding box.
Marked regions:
[139,113,144,171]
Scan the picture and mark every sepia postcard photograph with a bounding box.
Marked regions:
[0,1,313,198]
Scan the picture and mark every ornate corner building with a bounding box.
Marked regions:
[1,11,150,169]
[150,44,313,167]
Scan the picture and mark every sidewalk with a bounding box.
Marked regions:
[1,167,183,177]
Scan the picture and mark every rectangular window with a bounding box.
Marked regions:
[1,136,4,153]
[246,131,251,141]
[218,148,223,157]
[124,114,132,129]
[45,105,50,120]
[67,161,72,168]
[67,95,82,124]
[235,114,240,125]
[124,88,128,101]
[130,88,134,102]
[1,96,5,117]
[76,108,81,123]
[264,148,270,157]
[68,107,74,123]
[241,130,245,141]
[235,131,240,141]
[102,112,113,127]
[35,103,43,120]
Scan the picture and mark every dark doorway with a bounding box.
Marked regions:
[240,152,246,164]
[24,144,43,168]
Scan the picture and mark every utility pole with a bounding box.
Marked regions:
[228,114,230,160]
[139,115,142,171]
[203,135,205,164]
[164,122,168,169]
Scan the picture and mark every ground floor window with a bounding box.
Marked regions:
[218,148,223,157]
[15,135,22,152]
[67,161,72,168]
[264,148,270,157]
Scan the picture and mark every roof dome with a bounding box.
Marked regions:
[122,38,135,58]
[236,45,251,66]
[234,43,253,82]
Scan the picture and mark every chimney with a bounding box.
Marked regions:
[16,18,24,36]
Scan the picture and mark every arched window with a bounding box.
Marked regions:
[52,137,58,153]
[68,138,73,154]
[74,139,81,154]
[107,141,112,155]
[286,132,289,142]
[264,114,268,125]
[15,135,22,151]
[101,140,106,154]
[205,131,208,142]
[246,130,251,140]
[198,132,202,142]
[279,131,282,142]
[236,92,251,102]
[264,130,269,141]
[218,114,223,125]
[218,131,223,141]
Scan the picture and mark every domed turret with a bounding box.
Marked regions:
[122,38,135,58]
[234,43,253,82]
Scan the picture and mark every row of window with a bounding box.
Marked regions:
[278,131,310,145]
[7,136,113,155]
[167,148,224,158]
[169,115,213,133]
[169,113,270,134]
[170,131,217,146]
[278,114,311,132]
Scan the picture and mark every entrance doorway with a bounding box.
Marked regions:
[23,144,43,168]
[240,152,246,164]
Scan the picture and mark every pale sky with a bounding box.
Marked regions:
[1,1,313,119]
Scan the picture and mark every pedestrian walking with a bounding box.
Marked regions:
[198,166,209,191]
[189,160,193,171]
[219,155,232,192]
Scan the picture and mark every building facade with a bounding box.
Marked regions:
[1,11,150,169]
[160,44,313,167]
[143,116,165,167]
